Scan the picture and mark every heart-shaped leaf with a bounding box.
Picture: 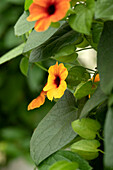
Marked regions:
[30,90,78,165]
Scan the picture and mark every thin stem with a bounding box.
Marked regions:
[76,47,93,53]
[21,35,26,43]
[93,20,104,25]
[98,149,105,154]
[97,132,104,141]
[35,62,48,72]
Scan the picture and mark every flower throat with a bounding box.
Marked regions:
[47,4,55,15]
[55,76,60,87]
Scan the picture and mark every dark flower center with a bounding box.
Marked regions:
[47,4,56,15]
[54,75,60,88]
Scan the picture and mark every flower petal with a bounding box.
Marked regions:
[46,80,67,100]
[48,62,59,76]
[58,63,68,80]
[34,17,51,31]
[50,1,70,22]
[94,74,100,82]
[28,91,47,110]
[43,77,56,91]
[54,80,67,98]
[46,88,56,101]
[27,3,47,21]
[33,0,55,7]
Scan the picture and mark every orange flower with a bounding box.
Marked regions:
[89,73,100,98]
[28,90,47,110]
[27,0,71,32]
[28,62,68,110]
[91,73,100,82]
[43,62,68,101]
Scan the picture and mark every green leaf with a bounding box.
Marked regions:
[97,21,113,94]
[38,150,92,170]
[73,35,83,46]
[74,81,93,99]
[20,57,29,76]
[24,0,33,11]
[95,0,113,20]
[80,85,107,118]
[30,90,78,165]
[108,94,113,107]
[67,66,90,88]
[87,22,103,50]
[49,160,79,170]
[71,139,100,160]
[54,53,78,64]
[104,107,113,170]
[72,118,101,140]
[68,0,95,35]
[23,26,59,53]
[14,11,35,36]
[29,23,80,62]
[92,22,103,45]
[76,37,89,48]
[0,43,25,65]
[54,44,76,58]
[96,101,107,128]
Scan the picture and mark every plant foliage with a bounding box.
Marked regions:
[1,0,113,169]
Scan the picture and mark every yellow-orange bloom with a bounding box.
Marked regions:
[43,62,68,101]
[28,62,68,110]
[27,0,71,32]
[89,73,100,98]
[28,90,47,110]
[92,73,100,83]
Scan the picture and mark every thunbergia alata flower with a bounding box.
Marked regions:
[27,0,71,32]
[28,62,68,110]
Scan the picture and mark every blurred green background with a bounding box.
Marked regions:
[0,0,54,168]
